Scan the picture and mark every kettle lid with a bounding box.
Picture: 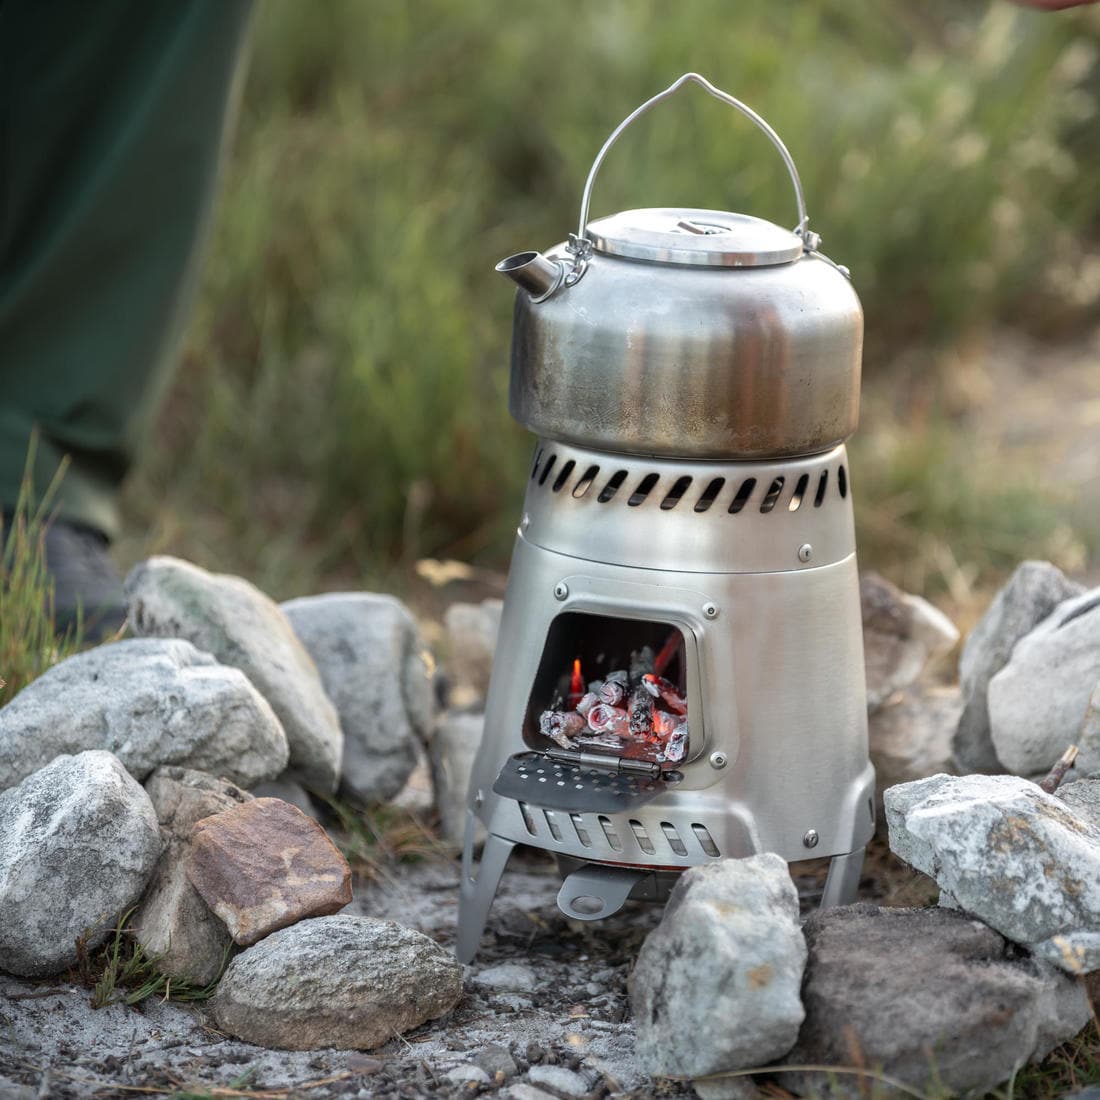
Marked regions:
[586,207,803,268]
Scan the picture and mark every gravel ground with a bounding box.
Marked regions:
[0,850,694,1100]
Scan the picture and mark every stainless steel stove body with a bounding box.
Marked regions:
[456,74,874,963]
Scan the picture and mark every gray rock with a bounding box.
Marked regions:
[988,589,1100,776]
[0,638,288,792]
[1031,929,1100,975]
[786,904,1090,1097]
[210,914,463,1050]
[526,1064,589,1097]
[630,854,806,1080]
[389,742,435,815]
[505,1086,557,1100]
[126,556,342,792]
[445,1065,491,1086]
[443,599,503,706]
[692,1078,762,1100]
[1077,678,1100,778]
[860,572,959,713]
[473,1044,518,1080]
[132,768,252,985]
[885,773,1100,970]
[868,682,961,795]
[249,776,321,821]
[430,709,486,847]
[1058,776,1100,828]
[0,751,162,977]
[474,962,537,992]
[955,561,1084,773]
[281,592,435,805]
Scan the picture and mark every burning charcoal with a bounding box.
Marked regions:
[587,703,630,736]
[598,675,628,706]
[629,684,654,737]
[642,673,688,716]
[657,721,688,764]
[629,646,656,684]
[567,658,585,708]
[576,692,600,717]
[539,709,586,748]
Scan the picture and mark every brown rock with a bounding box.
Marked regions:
[132,767,253,984]
[187,797,352,945]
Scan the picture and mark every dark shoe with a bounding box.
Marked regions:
[3,511,127,642]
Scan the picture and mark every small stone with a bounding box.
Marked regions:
[692,1078,762,1100]
[188,797,352,945]
[446,1065,491,1086]
[443,599,503,703]
[1031,930,1100,975]
[988,588,1100,776]
[0,638,288,792]
[474,962,537,992]
[868,682,961,793]
[885,773,1100,969]
[955,561,1084,772]
[786,904,1090,1097]
[527,1064,589,1097]
[505,1086,557,1100]
[281,592,436,805]
[132,768,253,984]
[210,914,463,1050]
[126,556,342,791]
[430,709,486,847]
[861,572,959,713]
[390,743,435,814]
[630,854,806,1079]
[0,751,161,977]
[473,1045,518,1080]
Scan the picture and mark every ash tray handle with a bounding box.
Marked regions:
[568,72,816,267]
[556,863,651,921]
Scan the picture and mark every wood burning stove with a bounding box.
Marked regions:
[456,74,875,963]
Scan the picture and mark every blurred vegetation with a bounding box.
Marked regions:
[122,0,1100,601]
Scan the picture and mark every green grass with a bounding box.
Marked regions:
[74,909,225,1009]
[120,0,1100,595]
[0,445,83,700]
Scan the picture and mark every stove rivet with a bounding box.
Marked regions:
[554,582,569,600]
[709,751,728,769]
[803,828,819,849]
[798,543,813,563]
[703,602,719,619]
[474,789,484,806]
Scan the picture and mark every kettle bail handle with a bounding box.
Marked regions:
[570,72,813,260]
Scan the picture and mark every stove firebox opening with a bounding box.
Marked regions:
[523,612,690,768]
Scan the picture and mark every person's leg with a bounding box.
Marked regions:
[0,0,254,633]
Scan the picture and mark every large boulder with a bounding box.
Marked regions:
[0,751,162,977]
[126,557,343,791]
[209,914,463,1050]
[885,773,1100,971]
[281,592,435,805]
[954,561,1083,773]
[786,904,1090,1097]
[0,638,288,792]
[187,797,352,945]
[131,768,253,985]
[629,855,806,1084]
[988,588,1100,776]
[860,572,959,713]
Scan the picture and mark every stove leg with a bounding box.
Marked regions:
[820,846,865,908]
[455,819,516,964]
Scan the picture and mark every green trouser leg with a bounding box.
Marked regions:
[0,0,254,540]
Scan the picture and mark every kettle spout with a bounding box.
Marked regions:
[495,251,565,302]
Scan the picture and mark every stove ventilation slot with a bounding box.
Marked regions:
[518,801,537,836]
[691,823,720,857]
[629,819,656,854]
[531,450,848,513]
[598,815,623,851]
[660,822,688,856]
[570,813,594,847]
